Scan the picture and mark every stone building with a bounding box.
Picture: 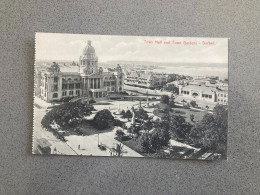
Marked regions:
[35,40,124,102]
[125,71,167,89]
[178,84,228,105]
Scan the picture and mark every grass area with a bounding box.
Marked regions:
[172,106,206,123]
[153,105,207,123]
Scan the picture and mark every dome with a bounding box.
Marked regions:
[83,40,95,55]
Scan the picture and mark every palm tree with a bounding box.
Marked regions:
[113,143,127,157]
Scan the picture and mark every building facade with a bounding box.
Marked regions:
[178,83,228,106]
[125,71,167,89]
[35,41,124,102]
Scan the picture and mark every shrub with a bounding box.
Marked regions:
[190,100,198,108]
[93,109,114,130]
[115,129,125,140]
[160,95,170,104]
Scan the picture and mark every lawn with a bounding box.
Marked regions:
[153,105,207,123]
[171,106,207,123]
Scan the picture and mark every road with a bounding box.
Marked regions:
[33,107,77,155]
[33,104,143,157]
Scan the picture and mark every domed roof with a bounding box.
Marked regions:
[83,40,95,55]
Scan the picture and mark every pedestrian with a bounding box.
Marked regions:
[78,145,80,150]
[53,147,57,154]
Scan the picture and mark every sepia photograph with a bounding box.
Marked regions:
[33,33,228,160]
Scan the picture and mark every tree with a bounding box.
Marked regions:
[93,109,115,130]
[190,100,198,108]
[169,95,175,107]
[135,108,148,121]
[160,95,170,104]
[164,84,179,94]
[189,104,228,155]
[115,129,125,140]
[138,132,151,153]
[113,143,127,157]
[190,114,195,122]
[120,110,126,116]
[41,101,94,130]
[138,126,170,153]
[124,110,132,121]
[169,115,192,140]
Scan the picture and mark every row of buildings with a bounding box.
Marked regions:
[35,41,124,102]
[124,71,167,89]
[177,77,228,106]
[34,40,228,107]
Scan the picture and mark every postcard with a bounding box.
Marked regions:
[33,33,228,160]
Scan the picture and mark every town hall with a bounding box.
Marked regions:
[35,41,124,102]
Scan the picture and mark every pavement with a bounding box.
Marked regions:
[32,99,150,157]
[33,107,78,155]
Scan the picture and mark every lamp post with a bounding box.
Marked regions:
[97,133,100,147]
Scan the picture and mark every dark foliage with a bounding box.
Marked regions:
[135,108,148,121]
[169,115,192,140]
[164,84,179,94]
[93,109,115,130]
[41,101,94,130]
[160,95,170,104]
[190,114,195,122]
[190,100,198,108]
[122,110,132,121]
[115,129,125,140]
[189,104,228,154]
[138,128,170,153]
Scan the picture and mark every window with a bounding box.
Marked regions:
[103,92,106,97]
[54,77,58,82]
[111,81,115,86]
[68,78,72,81]
[76,90,80,95]
[62,91,67,96]
[218,99,220,101]
[209,95,212,98]
[54,85,58,91]
[187,91,189,95]
[69,91,73,95]
[53,93,58,98]
[119,81,122,85]
[224,94,226,97]
[99,92,102,98]
[111,87,115,91]
[221,94,223,97]
[69,84,74,89]
[74,78,78,81]
[62,84,67,90]
[76,83,80,89]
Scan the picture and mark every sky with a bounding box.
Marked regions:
[35,33,228,64]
